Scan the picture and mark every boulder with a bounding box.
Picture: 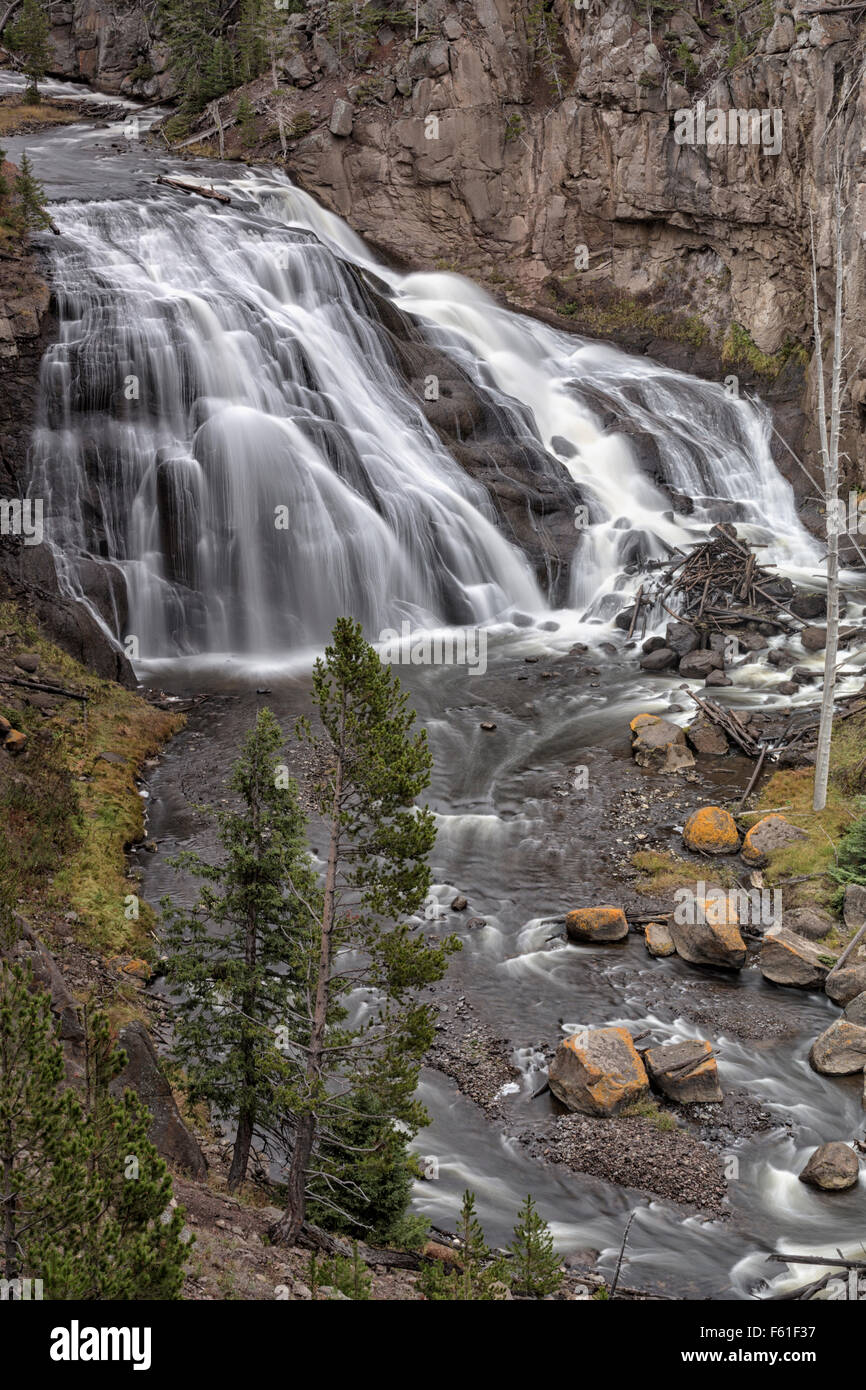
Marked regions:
[329,99,354,137]
[565,906,629,943]
[790,592,826,620]
[705,669,732,687]
[665,622,699,657]
[642,636,666,655]
[669,902,747,971]
[644,1039,723,1103]
[548,1028,649,1117]
[741,814,808,866]
[111,1022,208,1178]
[679,649,724,679]
[629,714,694,773]
[13,915,83,1041]
[4,729,27,753]
[825,962,866,1007]
[683,806,739,854]
[809,1019,866,1075]
[784,906,836,941]
[843,992,866,1026]
[843,883,866,931]
[798,1142,860,1192]
[759,926,836,989]
[13,652,39,673]
[685,716,728,756]
[645,921,675,957]
[639,646,678,672]
[801,625,827,652]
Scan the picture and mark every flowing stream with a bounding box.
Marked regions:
[7,81,865,1298]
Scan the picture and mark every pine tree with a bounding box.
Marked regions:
[270,618,459,1244]
[236,94,258,147]
[509,1193,562,1297]
[830,806,866,894]
[33,1009,189,1299]
[13,152,52,231]
[526,1,566,100]
[306,1086,418,1244]
[417,1189,509,1300]
[162,708,320,1193]
[0,955,84,1290]
[0,940,188,1299]
[6,0,50,103]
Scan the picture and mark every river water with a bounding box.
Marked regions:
[6,78,864,1298]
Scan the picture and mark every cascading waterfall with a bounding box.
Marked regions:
[30,167,817,667]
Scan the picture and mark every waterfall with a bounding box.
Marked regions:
[30,168,816,666]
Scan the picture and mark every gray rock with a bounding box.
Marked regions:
[679,649,724,679]
[759,926,835,989]
[686,716,729,756]
[645,1040,723,1103]
[329,99,354,138]
[784,906,836,941]
[843,991,866,1026]
[799,1141,859,1191]
[630,714,695,773]
[825,962,866,1007]
[639,646,678,671]
[666,622,699,657]
[645,921,675,957]
[809,1019,866,1075]
[669,913,747,971]
[111,1022,208,1178]
[843,883,866,931]
[801,625,827,652]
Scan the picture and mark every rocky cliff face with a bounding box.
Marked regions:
[15,0,866,514]
[44,0,174,99]
[269,0,866,503]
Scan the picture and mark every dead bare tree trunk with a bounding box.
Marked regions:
[270,696,346,1245]
[811,163,845,812]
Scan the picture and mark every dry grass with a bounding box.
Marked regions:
[0,101,81,135]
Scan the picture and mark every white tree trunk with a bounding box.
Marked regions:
[812,171,844,812]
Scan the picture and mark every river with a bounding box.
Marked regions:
[5,77,864,1299]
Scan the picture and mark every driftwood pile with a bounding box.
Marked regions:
[657,524,798,632]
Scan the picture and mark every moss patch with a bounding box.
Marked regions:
[631,848,737,893]
[0,602,182,955]
[556,286,711,350]
[751,709,866,930]
[722,323,809,382]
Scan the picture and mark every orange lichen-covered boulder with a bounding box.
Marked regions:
[669,893,747,970]
[565,906,629,943]
[683,806,739,855]
[629,714,695,773]
[548,1027,649,1116]
[741,814,807,866]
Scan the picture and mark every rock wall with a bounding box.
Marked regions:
[275,0,866,498]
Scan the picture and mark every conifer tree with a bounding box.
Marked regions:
[0,940,188,1298]
[417,1189,509,1300]
[32,1009,188,1300]
[6,0,50,103]
[270,618,459,1244]
[0,955,83,1289]
[163,708,320,1193]
[13,152,51,231]
[509,1193,562,1296]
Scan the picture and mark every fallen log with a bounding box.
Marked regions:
[680,686,761,756]
[0,675,87,704]
[156,175,231,204]
[765,1252,866,1270]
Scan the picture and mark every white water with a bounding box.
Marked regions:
[28,166,819,665]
